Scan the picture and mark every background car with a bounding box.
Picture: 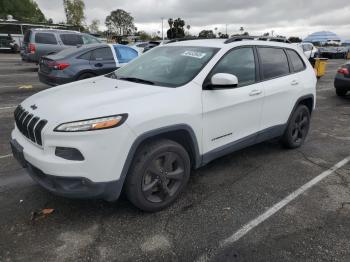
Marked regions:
[21,28,102,63]
[334,62,350,96]
[143,40,170,53]
[0,34,20,52]
[298,42,319,59]
[129,41,149,53]
[38,43,138,86]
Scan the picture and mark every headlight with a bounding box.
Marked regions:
[54,114,128,132]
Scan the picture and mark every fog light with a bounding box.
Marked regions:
[55,147,84,161]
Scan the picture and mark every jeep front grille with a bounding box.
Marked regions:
[14,105,47,146]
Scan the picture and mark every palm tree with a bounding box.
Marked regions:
[168,18,173,28]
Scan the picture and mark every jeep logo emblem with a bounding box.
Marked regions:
[30,104,38,110]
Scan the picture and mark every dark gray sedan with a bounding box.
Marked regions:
[334,62,350,96]
[38,43,138,86]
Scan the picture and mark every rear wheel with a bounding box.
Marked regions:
[336,88,347,97]
[77,72,96,80]
[125,139,191,212]
[282,105,311,149]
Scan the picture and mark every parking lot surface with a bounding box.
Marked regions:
[0,53,349,262]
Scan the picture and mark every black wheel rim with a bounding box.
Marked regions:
[291,110,309,144]
[142,152,185,203]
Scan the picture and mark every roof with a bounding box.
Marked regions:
[303,31,342,43]
[166,38,294,49]
[30,28,81,34]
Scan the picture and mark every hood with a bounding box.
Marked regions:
[21,75,168,123]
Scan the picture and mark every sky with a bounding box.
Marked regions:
[34,0,350,40]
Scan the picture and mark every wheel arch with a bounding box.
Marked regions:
[110,125,201,201]
[75,70,97,80]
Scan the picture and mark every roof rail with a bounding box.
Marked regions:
[224,36,290,44]
[167,37,219,43]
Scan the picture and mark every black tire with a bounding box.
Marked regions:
[125,139,191,212]
[336,88,347,97]
[77,72,96,80]
[282,105,311,149]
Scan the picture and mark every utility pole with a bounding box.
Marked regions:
[225,24,228,36]
[161,17,164,40]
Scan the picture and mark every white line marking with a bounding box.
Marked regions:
[0,73,36,77]
[221,156,350,247]
[0,154,12,159]
[0,106,16,110]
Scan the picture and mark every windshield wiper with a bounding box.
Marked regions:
[118,77,155,85]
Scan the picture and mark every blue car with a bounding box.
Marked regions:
[38,44,138,86]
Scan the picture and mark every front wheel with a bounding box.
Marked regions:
[125,139,191,212]
[282,105,311,149]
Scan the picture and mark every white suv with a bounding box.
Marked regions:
[11,38,316,211]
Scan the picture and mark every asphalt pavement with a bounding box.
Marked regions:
[0,53,349,262]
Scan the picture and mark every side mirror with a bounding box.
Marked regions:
[210,73,238,89]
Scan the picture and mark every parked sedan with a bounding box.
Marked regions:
[334,62,350,96]
[38,44,138,86]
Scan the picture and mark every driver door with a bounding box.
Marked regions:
[202,46,264,157]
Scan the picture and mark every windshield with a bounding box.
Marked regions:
[111,46,219,87]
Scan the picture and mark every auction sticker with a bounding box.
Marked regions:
[181,51,207,59]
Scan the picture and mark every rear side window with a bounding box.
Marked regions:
[78,51,92,60]
[60,34,83,46]
[91,47,113,60]
[114,45,138,63]
[209,47,256,87]
[258,47,290,79]
[286,49,306,73]
[35,33,57,44]
[23,31,31,43]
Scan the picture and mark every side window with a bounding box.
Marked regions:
[82,34,100,44]
[286,49,306,73]
[114,45,138,63]
[209,47,256,87]
[35,33,57,44]
[258,47,290,80]
[78,51,92,60]
[60,34,83,46]
[91,47,114,61]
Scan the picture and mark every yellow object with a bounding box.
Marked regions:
[347,52,350,60]
[314,58,328,78]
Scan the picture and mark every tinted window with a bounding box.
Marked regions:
[82,34,100,44]
[78,51,92,60]
[60,34,83,46]
[35,33,57,44]
[91,47,113,60]
[258,47,290,79]
[23,31,31,43]
[114,45,138,63]
[209,47,256,87]
[286,49,305,72]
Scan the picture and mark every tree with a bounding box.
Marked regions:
[105,9,135,36]
[198,30,216,38]
[0,0,46,23]
[47,18,53,24]
[89,19,100,33]
[63,0,85,27]
[167,18,185,39]
[239,26,244,34]
[288,36,302,43]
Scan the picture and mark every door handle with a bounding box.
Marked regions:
[94,63,103,67]
[291,80,299,86]
[249,90,262,96]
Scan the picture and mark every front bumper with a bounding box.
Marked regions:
[26,162,121,201]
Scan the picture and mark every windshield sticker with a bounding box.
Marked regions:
[181,51,207,59]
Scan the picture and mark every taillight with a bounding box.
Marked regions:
[338,67,349,75]
[28,43,36,54]
[47,61,70,70]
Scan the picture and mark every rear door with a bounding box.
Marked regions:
[258,47,300,131]
[89,47,116,75]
